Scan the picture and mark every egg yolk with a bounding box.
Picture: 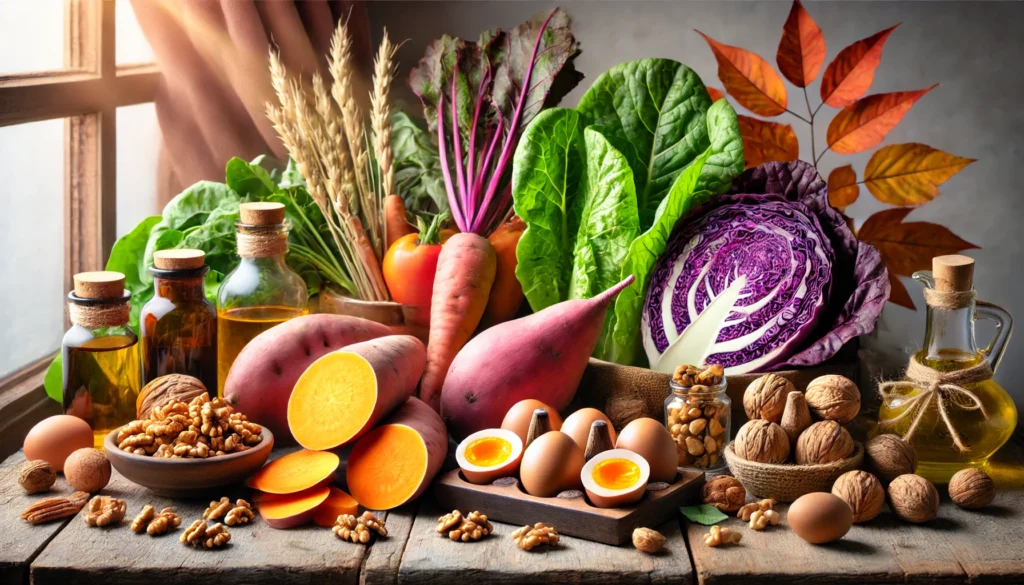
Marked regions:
[464,436,512,467]
[592,458,641,490]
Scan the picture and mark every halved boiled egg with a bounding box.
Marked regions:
[581,449,650,509]
[456,428,524,485]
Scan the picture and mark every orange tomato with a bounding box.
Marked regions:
[383,233,443,326]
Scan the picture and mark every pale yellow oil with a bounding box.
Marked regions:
[63,334,142,449]
[877,350,1017,482]
[216,305,306,395]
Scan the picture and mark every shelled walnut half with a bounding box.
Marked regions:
[436,510,493,542]
[117,393,262,459]
[334,512,387,544]
[511,522,559,551]
[181,520,231,549]
[703,475,746,513]
[84,496,127,527]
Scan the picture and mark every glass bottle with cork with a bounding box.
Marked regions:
[141,249,217,390]
[217,202,307,393]
[877,255,1015,482]
[62,271,142,448]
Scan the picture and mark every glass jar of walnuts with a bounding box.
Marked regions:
[665,364,730,472]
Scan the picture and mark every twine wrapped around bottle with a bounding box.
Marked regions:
[69,302,130,329]
[236,231,288,258]
[877,287,991,453]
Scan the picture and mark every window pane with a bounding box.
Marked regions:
[0,2,64,75]
[116,0,153,65]
[0,120,65,378]
[117,103,162,236]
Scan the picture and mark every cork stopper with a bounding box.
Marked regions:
[154,249,206,270]
[239,202,285,225]
[933,254,974,293]
[73,271,125,299]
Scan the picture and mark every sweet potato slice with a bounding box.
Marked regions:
[246,449,339,494]
[312,486,360,528]
[346,397,448,510]
[288,335,426,450]
[257,484,331,529]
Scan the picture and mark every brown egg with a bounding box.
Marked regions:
[519,431,584,497]
[23,415,94,472]
[615,417,678,483]
[788,492,854,544]
[500,399,563,444]
[561,408,617,451]
[581,449,649,508]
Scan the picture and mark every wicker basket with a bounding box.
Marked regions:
[723,442,864,503]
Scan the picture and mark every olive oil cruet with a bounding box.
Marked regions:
[877,255,1015,482]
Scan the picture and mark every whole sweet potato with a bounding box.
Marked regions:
[223,314,391,445]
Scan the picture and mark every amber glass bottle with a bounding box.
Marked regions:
[217,202,307,394]
[62,271,142,448]
[140,249,217,391]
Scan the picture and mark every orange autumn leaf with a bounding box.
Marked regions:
[737,115,799,169]
[820,25,900,108]
[826,86,935,155]
[707,87,727,102]
[776,0,826,87]
[864,143,976,206]
[696,30,788,117]
[887,272,917,310]
[858,208,979,279]
[827,164,859,211]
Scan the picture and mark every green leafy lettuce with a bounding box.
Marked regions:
[512,58,744,366]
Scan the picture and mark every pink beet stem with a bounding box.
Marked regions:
[436,93,467,231]
[450,64,469,222]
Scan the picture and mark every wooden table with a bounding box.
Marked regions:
[4,437,1022,585]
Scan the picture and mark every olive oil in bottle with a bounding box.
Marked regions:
[217,202,307,393]
[62,271,142,448]
[141,249,217,391]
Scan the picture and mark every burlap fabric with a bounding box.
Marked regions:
[724,442,864,503]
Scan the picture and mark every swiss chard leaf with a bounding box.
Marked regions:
[577,59,713,227]
[225,157,277,197]
[606,99,744,365]
[392,111,449,213]
[512,108,586,311]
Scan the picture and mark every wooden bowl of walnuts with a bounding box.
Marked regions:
[104,392,274,498]
[724,373,864,502]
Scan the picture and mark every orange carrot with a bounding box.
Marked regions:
[419,233,496,411]
[384,194,414,250]
[480,215,526,328]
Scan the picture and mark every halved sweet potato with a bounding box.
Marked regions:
[346,397,447,510]
[246,449,339,494]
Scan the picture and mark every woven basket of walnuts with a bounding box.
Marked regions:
[726,373,864,502]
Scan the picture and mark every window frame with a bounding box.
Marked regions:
[0,0,159,421]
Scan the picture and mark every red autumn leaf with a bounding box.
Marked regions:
[820,24,900,108]
[827,164,859,211]
[864,143,976,206]
[696,30,788,117]
[707,87,727,102]
[826,86,935,155]
[858,207,979,279]
[737,115,799,169]
[887,272,917,310]
[776,0,826,87]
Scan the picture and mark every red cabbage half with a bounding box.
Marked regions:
[641,161,890,374]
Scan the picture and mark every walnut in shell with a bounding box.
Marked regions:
[865,434,917,483]
[888,474,939,523]
[949,468,996,509]
[734,419,790,463]
[702,475,746,513]
[804,375,861,424]
[64,448,111,493]
[632,527,666,553]
[795,421,854,465]
[743,374,793,423]
[18,460,56,494]
[136,374,207,418]
[831,470,884,523]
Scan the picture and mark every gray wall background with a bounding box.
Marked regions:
[369,1,1024,406]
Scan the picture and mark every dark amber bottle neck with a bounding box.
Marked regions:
[154,276,207,302]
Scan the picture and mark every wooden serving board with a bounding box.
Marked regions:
[431,469,704,545]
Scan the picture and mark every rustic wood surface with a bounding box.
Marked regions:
[0,453,76,584]
[398,502,692,585]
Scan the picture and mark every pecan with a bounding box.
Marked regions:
[21,491,89,524]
